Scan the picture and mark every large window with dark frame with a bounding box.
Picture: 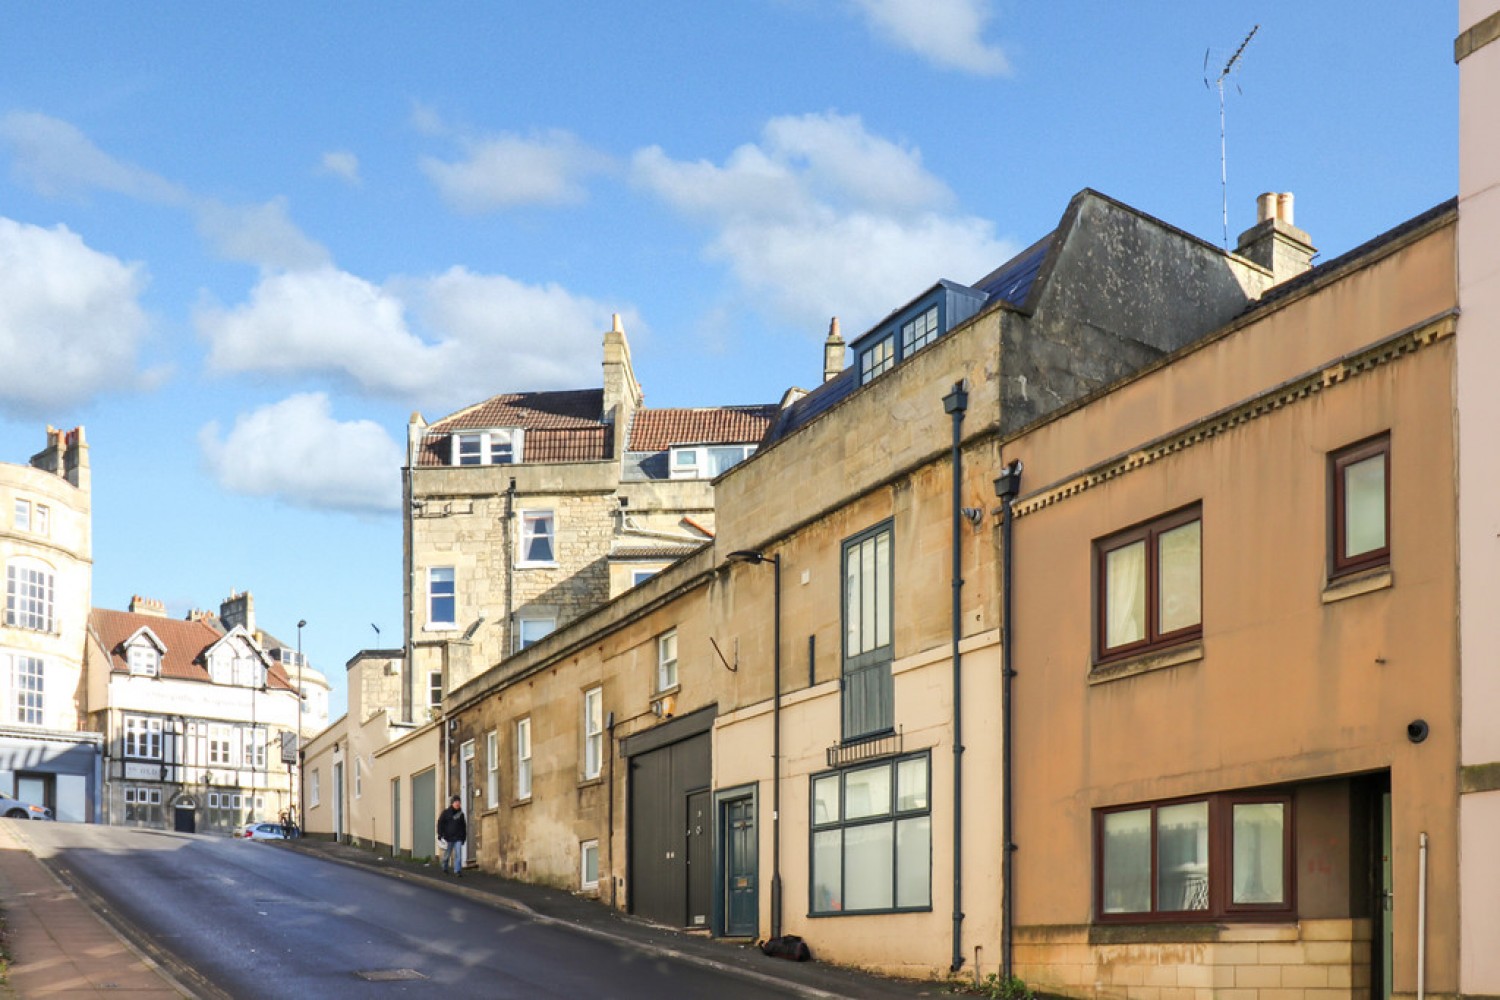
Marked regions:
[1330,435,1389,578]
[1095,505,1201,662]
[810,752,930,915]
[1096,792,1293,922]
[842,521,894,741]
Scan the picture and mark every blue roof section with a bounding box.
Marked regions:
[763,368,859,444]
[971,234,1053,308]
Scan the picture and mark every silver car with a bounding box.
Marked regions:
[0,790,54,820]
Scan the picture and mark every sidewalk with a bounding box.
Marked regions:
[0,822,189,999]
[286,837,947,1000]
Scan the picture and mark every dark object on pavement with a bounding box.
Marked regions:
[758,935,812,962]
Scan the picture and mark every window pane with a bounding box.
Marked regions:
[896,815,931,908]
[844,823,894,910]
[844,546,860,655]
[1233,803,1286,905]
[1104,541,1147,648]
[1345,455,1387,558]
[1156,801,1209,911]
[1158,520,1202,635]
[844,765,891,820]
[860,537,876,653]
[812,829,843,912]
[896,758,928,812]
[1101,809,1152,914]
[873,530,891,650]
[813,775,841,825]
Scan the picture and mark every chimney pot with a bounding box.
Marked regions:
[1277,192,1294,227]
[1256,192,1278,224]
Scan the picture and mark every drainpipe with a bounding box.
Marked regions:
[994,458,1024,980]
[771,553,782,940]
[504,478,517,654]
[402,462,414,723]
[942,381,968,974]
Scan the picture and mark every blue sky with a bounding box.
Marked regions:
[0,2,1457,719]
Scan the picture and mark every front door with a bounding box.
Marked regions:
[1380,791,1393,1000]
[411,768,436,860]
[173,801,196,833]
[685,790,711,928]
[333,762,345,841]
[392,778,402,855]
[722,795,757,937]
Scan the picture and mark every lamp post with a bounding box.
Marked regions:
[727,549,782,939]
[296,619,306,832]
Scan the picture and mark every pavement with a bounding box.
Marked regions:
[0,821,953,1000]
[0,821,190,999]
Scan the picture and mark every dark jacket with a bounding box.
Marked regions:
[437,805,467,844]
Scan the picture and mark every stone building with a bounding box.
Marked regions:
[0,425,101,821]
[402,316,776,719]
[441,188,1291,976]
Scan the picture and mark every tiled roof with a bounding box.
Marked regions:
[627,405,779,452]
[611,545,703,560]
[91,608,295,690]
[418,388,610,466]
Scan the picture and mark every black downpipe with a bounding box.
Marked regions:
[996,458,1023,980]
[942,381,968,974]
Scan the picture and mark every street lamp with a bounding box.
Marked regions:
[727,549,783,939]
[296,619,306,832]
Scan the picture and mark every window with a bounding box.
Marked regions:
[859,335,895,384]
[5,561,54,632]
[33,505,48,536]
[1097,793,1292,921]
[208,725,234,766]
[1095,505,1202,662]
[583,687,603,780]
[451,428,522,466]
[427,567,456,626]
[124,716,163,759]
[631,569,656,587]
[842,522,894,741]
[12,499,28,531]
[668,444,757,479]
[354,757,363,798]
[657,629,678,691]
[899,305,939,355]
[486,730,499,808]
[516,718,532,800]
[242,728,266,769]
[14,655,43,725]
[428,670,443,712]
[810,753,930,915]
[518,511,556,565]
[310,769,321,807]
[123,786,161,822]
[516,616,555,650]
[1331,436,1389,577]
[581,839,600,890]
[127,644,160,677]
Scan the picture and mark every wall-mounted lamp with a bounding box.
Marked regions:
[994,460,1024,502]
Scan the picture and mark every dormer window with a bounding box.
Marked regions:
[859,335,895,385]
[669,444,758,480]
[452,429,523,466]
[900,305,939,355]
[127,644,160,677]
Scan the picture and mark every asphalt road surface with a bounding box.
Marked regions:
[22,823,810,999]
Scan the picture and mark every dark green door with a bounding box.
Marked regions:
[723,795,757,937]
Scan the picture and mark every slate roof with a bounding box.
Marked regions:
[417,389,610,466]
[627,406,779,452]
[91,608,295,690]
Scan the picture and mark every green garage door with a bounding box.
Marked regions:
[411,768,437,860]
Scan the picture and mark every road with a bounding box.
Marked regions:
[19,823,810,1000]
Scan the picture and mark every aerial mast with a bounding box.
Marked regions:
[1207,24,1260,247]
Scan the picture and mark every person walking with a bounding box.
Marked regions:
[437,795,467,877]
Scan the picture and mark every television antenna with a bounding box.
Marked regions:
[1205,24,1259,247]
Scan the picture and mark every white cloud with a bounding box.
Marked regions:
[632,112,1012,331]
[849,0,1011,76]
[420,129,611,212]
[0,218,153,415]
[1,111,328,271]
[199,393,402,513]
[319,151,361,185]
[198,265,623,410]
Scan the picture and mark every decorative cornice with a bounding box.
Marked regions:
[1456,9,1500,62]
[1014,312,1456,519]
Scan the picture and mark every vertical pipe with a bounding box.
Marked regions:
[402,462,414,723]
[942,381,968,973]
[771,554,783,940]
[807,634,816,689]
[1418,832,1428,1000]
[995,457,1022,981]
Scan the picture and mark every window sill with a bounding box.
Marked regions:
[807,905,933,919]
[577,775,605,789]
[654,683,681,699]
[515,562,560,571]
[512,796,532,808]
[1322,566,1393,604]
[423,622,457,633]
[1089,643,1204,686]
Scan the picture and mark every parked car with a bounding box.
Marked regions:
[241,821,290,841]
[0,791,54,820]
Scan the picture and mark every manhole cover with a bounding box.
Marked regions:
[355,969,428,982]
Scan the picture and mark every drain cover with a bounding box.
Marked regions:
[354,969,428,982]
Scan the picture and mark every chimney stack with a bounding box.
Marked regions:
[219,590,255,635]
[1236,191,1315,283]
[129,595,167,618]
[823,317,845,383]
